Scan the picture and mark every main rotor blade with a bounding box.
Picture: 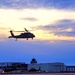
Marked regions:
[24,28,29,32]
[13,31,24,32]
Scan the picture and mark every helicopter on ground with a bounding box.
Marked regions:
[8,28,35,41]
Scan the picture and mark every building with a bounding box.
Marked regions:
[28,58,66,72]
[66,66,75,72]
[0,62,28,72]
[0,59,75,73]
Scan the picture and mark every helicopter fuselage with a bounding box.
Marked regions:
[8,30,35,41]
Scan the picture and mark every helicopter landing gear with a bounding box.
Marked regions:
[26,38,28,40]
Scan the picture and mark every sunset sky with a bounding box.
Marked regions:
[0,0,75,65]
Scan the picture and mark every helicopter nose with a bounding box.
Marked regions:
[33,34,35,37]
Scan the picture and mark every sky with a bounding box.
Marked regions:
[0,0,75,65]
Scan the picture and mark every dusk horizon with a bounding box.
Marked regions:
[0,0,75,66]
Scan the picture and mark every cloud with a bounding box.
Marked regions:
[20,17,38,21]
[0,27,9,42]
[0,27,9,30]
[51,19,75,36]
[55,31,75,37]
[34,19,75,37]
[0,8,75,42]
[0,0,75,10]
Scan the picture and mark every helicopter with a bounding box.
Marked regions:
[8,28,35,41]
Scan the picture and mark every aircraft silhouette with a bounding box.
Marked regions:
[8,28,35,41]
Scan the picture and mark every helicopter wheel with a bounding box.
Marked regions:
[26,38,28,40]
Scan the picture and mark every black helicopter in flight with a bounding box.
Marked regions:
[8,28,35,41]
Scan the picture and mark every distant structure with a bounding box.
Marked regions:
[28,58,75,73]
[0,58,75,73]
[28,58,66,72]
[0,62,27,73]
[66,66,75,72]
[30,58,37,64]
